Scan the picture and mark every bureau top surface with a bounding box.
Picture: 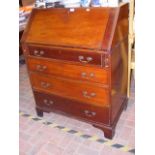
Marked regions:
[23,7,116,50]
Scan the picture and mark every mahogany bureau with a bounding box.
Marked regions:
[21,3,129,139]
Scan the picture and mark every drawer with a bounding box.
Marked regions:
[71,103,110,125]
[27,57,109,84]
[28,45,102,66]
[30,73,109,107]
[34,91,72,113]
[34,91,110,125]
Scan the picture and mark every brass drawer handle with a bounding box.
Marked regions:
[36,65,47,72]
[82,91,96,98]
[81,72,95,78]
[81,72,87,77]
[90,73,95,77]
[104,55,109,68]
[84,110,96,117]
[40,50,44,55]
[34,50,45,56]
[78,56,93,64]
[43,99,54,105]
[40,82,51,88]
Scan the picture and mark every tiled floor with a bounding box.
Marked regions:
[19,62,135,155]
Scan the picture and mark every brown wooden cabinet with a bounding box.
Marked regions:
[21,4,129,139]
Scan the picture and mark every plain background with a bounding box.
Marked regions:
[0,0,155,154]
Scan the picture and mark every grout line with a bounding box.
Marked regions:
[19,110,135,154]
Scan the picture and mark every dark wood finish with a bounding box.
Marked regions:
[102,4,128,51]
[28,45,103,66]
[19,30,24,55]
[111,39,128,122]
[34,91,72,113]
[102,8,119,51]
[30,72,109,107]
[23,8,109,49]
[34,91,110,124]
[19,0,23,7]
[93,124,114,139]
[110,4,129,123]
[36,107,43,117]
[21,4,129,139]
[27,57,109,84]
[111,4,129,48]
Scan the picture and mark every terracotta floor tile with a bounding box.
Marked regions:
[63,140,81,155]
[77,145,100,155]
[44,142,65,155]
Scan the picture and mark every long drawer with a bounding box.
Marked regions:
[27,57,109,84]
[34,91,110,125]
[30,73,110,107]
[28,45,103,66]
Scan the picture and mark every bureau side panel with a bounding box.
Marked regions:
[101,3,129,51]
[111,38,128,124]
[110,3,129,124]
[111,3,129,48]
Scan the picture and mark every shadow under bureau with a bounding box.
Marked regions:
[21,3,129,139]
